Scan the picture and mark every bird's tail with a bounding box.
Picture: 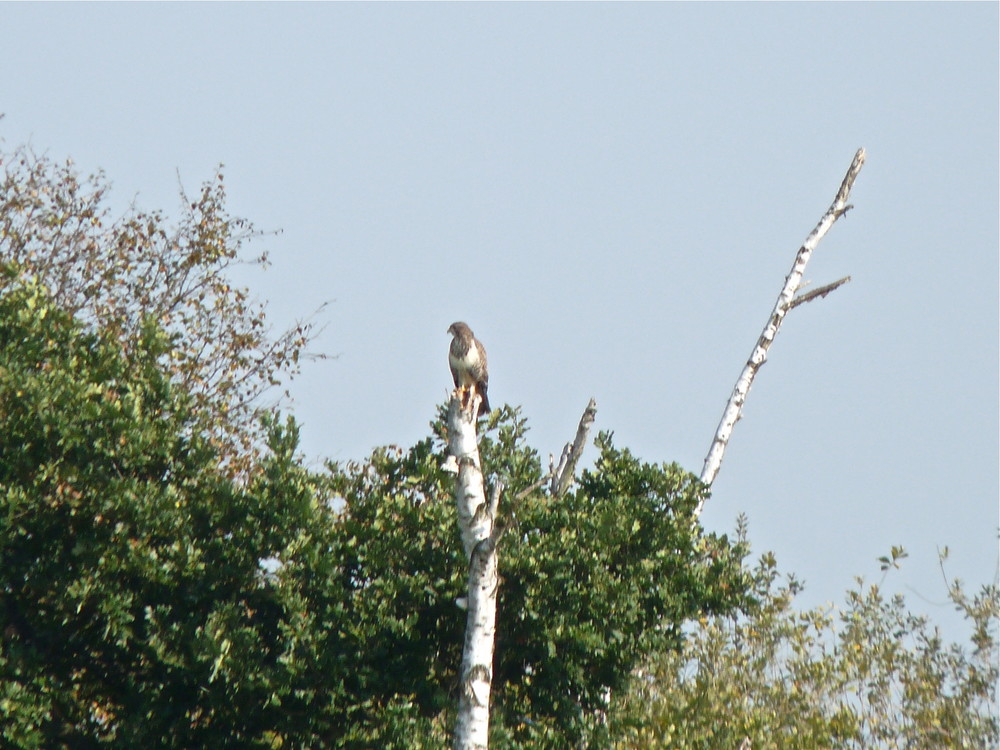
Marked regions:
[477,390,490,417]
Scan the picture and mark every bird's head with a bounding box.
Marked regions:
[447,321,471,339]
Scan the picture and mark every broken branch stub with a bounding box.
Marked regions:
[552,398,598,498]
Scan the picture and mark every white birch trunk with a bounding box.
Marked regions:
[448,394,490,560]
[448,392,500,750]
[454,532,498,750]
[698,148,866,511]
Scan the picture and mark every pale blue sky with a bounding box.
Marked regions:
[3,3,997,640]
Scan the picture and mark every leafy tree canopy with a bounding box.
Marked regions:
[0,144,322,476]
[328,408,753,747]
[0,273,340,747]
[3,141,992,749]
[0,268,750,747]
[612,539,999,749]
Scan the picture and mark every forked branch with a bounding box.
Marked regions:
[551,398,598,497]
[697,149,866,511]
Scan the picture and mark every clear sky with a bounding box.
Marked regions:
[3,3,997,640]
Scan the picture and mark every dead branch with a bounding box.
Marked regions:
[551,398,598,497]
[697,149,865,510]
[788,275,852,311]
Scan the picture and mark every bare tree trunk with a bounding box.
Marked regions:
[448,392,500,750]
[698,148,866,512]
[448,395,598,748]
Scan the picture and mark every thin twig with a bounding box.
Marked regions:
[516,476,552,501]
[787,275,852,311]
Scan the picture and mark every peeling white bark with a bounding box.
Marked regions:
[448,394,489,560]
[698,149,866,510]
[454,533,499,750]
[449,392,500,750]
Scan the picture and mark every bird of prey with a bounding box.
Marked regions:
[447,321,490,417]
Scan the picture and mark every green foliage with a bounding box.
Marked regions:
[0,138,754,746]
[613,535,1000,749]
[321,438,467,738]
[331,406,753,746]
[0,144,322,475]
[0,273,751,747]
[7,140,990,749]
[8,139,990,749]
[487,431,752,747]
[0,277,338,747]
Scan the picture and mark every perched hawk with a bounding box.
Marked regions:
[448,321,490,417]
